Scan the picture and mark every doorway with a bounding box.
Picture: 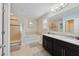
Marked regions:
[65,19,74,33]
[10,3,51,56]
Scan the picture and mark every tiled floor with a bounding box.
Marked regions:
[11,34,50,56]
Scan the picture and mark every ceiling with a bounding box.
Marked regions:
[11,3,79,21]
[43,3,79,20]
[11,3,56,20]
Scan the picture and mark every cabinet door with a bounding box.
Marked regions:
[53,39,63,56]
[47,37,54,54]
[43,35,54,55]
[65,48,79,56]
[43,35,49,50]
[54,44,63,56]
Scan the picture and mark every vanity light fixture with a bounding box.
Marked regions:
[50,3,68,12]
[55,6,60,11]
[50,6,60,12]
[61,3,68,7]
[55,6,59,9]
[50,8,56,12]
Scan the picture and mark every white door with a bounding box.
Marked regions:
[0,3,2,56]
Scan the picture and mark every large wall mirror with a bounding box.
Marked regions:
[48,6,79,36]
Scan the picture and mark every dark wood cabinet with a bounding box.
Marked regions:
[65,48,79,56]
[53,39,63,56]
[43,35,63,56]
[43,35,54,55]
[43,35,79,56]
[53,43,63,56]
[43,35,48,50]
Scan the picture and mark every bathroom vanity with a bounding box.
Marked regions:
[43,34,79,56]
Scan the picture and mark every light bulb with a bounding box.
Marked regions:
[50,8,55,12]
[29,22,32,25]
[60,3,64,6]
[55,7,59,9]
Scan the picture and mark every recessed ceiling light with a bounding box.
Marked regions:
[60,3,64,6]
[55,7,59,9]
[50,8,55,12]
[60,3,68,8]
[29,22,32,25]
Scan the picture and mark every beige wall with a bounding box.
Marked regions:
[23,16,53,35]
[25,17,29,34]
[24,17,38,34]
[28,20,38,34]
[37,18,43,35]
[36,17,49,35]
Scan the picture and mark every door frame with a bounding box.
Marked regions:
[2,3,10,56]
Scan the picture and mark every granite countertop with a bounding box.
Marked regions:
[43,34,79,45]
